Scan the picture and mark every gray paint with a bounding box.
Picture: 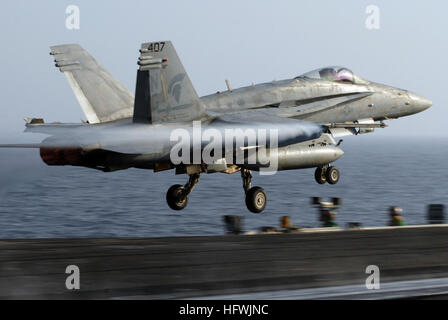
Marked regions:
[2,43,431,175]
[50,44,134,123]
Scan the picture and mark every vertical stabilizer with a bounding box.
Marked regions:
[133,41,205,123]
[50,44,134,123]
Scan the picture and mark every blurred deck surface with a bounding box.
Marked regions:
[1,225,448,299]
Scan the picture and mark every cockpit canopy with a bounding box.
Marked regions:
[297,66,368,84]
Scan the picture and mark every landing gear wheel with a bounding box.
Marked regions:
[166,184,188,211]
[326,166,340,185]
[314,167,327,184]
[245,187,267,214]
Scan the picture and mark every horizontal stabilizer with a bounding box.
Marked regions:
[0,144,41,148]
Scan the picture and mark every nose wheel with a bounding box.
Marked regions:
[242,169,267,214]
[326,166,340,184]
[314,165,340,185]
[315,167,327,184]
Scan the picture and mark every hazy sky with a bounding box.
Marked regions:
[0,1,444,140]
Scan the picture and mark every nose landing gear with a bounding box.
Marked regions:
[315,167,327,184]
[326,166,340,185]
[314,165,340,185]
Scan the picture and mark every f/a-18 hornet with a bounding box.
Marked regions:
[1,41,432,213]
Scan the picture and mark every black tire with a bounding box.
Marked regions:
[326,166,340,185]
[314,167,327,184]
[245,187,267,214]
[166,184,188,211]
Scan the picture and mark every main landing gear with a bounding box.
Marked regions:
[167,165,339,213]
[241,169,267,214]
[166,169,267,214]
[166,173,200,211]
[314,165,340,185]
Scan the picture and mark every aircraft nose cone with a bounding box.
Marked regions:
[408,92,432,112]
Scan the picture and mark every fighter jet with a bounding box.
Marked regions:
[0,41,432,213]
